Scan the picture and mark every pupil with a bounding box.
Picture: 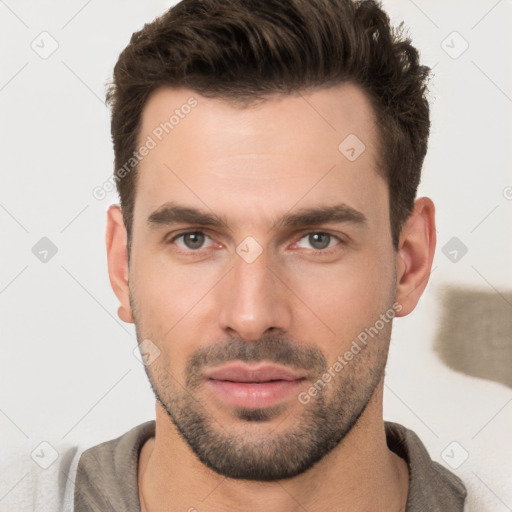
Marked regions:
[310,233,330,249]
[185,233,204,249]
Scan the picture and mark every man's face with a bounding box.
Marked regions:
[128,84,398,480]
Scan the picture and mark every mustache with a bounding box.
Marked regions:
[185,334,327,387]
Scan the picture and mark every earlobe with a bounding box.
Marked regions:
[106,205,134,324]
[394,197,436,317]
[118,305,133,323]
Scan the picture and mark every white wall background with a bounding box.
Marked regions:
[1,0,511,510]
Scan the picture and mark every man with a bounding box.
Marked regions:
[58,0,471,510]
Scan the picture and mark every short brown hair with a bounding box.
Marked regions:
[107,0,431,249]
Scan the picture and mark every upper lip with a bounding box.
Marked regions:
[204,363,306,383]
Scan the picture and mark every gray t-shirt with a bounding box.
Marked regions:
[73,420,467,511]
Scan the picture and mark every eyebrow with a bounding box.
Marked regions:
[147,202,367,231]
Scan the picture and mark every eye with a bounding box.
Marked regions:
[171,231,213,251]
[295,232,340,251]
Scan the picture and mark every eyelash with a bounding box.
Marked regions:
[167,230,344,256]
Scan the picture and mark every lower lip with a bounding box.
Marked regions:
[206,378,306,409]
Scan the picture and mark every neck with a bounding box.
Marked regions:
[138,380,409,512]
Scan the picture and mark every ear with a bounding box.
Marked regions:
[394,197,436,317]
[106,205,133,323]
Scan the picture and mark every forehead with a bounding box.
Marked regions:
[134,84,386,229]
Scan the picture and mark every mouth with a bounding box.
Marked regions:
[204,362,306,382]
[203,362,307,409]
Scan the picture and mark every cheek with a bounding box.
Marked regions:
[130,244,224,327]
[284,250,395,346]
[130,248,234,380]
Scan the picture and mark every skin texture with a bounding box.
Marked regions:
[106,84,436,512]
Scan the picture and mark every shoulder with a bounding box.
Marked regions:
[75,420,155,484]
[0,421,155,512]
[385,420,512,512]
[385,421,467,511]
[74,420,155,512]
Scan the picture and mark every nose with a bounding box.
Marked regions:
[216,247,292,341]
